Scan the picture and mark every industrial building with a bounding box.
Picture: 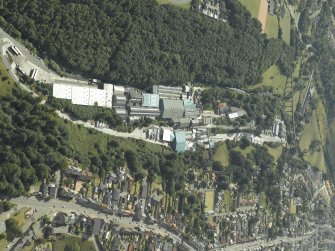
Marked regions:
[113,85,125,95]
[173,130,186,152]
[160,99,184,119]
[126,90,142,106]
[184,99,201,118]
[52,83,113,108]
[142,93,159,108]
[129,107,160,118]
[153,85,184,99]
[112,95,127,107]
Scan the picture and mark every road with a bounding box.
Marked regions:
[10,197,196,251]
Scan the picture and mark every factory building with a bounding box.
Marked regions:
[103,84,113,109]
[153,85,183,99]
[113,85,125,95]
[160,99,184,119]
[184,99,201,118]
[112,95,127,107]
[52,83,113,108]
[142,94,159,108]
[173,130,186,152]
[129,107,160,118]
[126,90,142,106]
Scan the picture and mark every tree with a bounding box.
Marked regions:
[5,219,21,241]
[64,241,80,251]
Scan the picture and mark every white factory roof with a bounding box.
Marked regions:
[53,83,72,100]
[71,86,90,105]
[52,83,114,108]
[162,129,174,142]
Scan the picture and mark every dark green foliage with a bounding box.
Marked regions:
[5,219,21,241]
[2,0,293,87]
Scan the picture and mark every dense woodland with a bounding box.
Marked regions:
[1,0,293,88]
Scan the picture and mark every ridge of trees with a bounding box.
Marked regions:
[1,0,293,88]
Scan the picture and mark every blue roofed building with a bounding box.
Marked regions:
[142,93,160,107]
[173,131,186,152]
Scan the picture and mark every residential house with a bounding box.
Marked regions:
[92,218,104,236]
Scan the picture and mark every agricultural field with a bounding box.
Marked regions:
[265,15,279,38]
[252,65,287,95]
[223,190,232,212]
[299,112,327,172]
[280,8,291,45]
[238,0,261,18]
[290,199,297,215]
[213,142,229,166]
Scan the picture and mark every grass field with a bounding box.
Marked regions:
[0,239,8,251]
[213,143,229,166]
[290,198,297,215]
[265,15,279,38]
[53,235,95,251]
[204,190,215,212]
[265,145,282,162]
[156,0,191,9]
[252,65,287,95]
[223,190,232,212]
[299,112,326,172]
[315,100,327,145]
[0,59,13,96]
[280,8,291,45]
[238,0,261,18]
[151,175,163,192]
[12,207,31,228]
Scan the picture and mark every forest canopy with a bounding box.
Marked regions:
[1,0,293,88]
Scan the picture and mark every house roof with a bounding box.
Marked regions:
[92,218,104,236]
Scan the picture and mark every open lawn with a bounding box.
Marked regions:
[12,207,31,228]
[223,190,232,212]
[0,239,8,251]
[265,15,279,38]
[213,143,229,166]
[299,112,326,172]
[53,235,95,251]
[238,0,261,18]
[204,190,215,212]
[280,8,291,45]
[315,100,327,145]
[0,59,14,96]
[251,65,287,95]
[290,199,297,215]
[265,145,282,162]
[156,0,191,9]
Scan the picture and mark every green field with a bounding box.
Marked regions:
[252,65,287,95]
[238,0,261,18]
[290,198,297,215]
[315,100,327,144]
[299,112,326,172]
[0,239,8,251]
[265,145,282,162]
[0,60,13,96]
[280,8,291,45]
[156,0,191,9]
[265,15,279,39]
[204,190,215,212]
[223,190,232,212]
[53,235,95,251]
[213,143,229,166]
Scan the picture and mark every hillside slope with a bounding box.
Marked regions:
[1,0,293,88]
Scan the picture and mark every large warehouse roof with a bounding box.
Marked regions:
[160,99,184,119]
[142,93,159,107]
[52,83,114,108]
[53,84,72,100]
